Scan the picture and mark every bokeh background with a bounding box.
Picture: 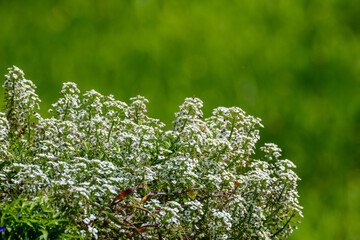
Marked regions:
[1,0,359,239]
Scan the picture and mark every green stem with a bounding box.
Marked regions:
[271,213,295,238]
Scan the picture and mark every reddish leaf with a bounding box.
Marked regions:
[141,192,153,203]
[102,218,110,228]
[111,187,135,205]
[138,183,148,191]
[137,227,151,232]
[187,189,196,200]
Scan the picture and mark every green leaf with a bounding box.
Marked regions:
[26,222,34,228]
[7,198,24,210]
[0,160,9,171]
[21,201,36,210]
[53,211,61,218]
[39,229,48,240]
[106,212,124,226]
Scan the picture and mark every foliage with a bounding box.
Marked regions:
[0,66,302,239]
[0,196,74,240]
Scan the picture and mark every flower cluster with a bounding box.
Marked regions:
[0,66,302,239]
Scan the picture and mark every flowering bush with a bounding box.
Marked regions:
[0,66,302,239]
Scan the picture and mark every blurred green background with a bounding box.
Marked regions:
[1,0,359,239]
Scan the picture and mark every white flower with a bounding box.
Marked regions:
[56,107,63,113]
[0,67,302,240]
[83,218,90,224]
[80,230,86,237]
